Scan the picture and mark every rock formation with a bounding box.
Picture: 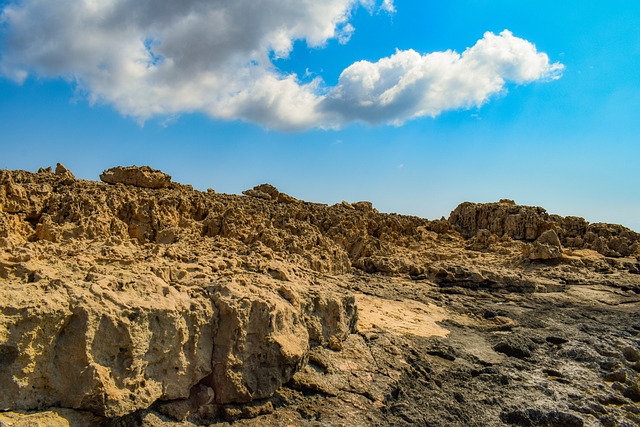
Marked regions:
[1,166,639,426]
[526,229,563,260]
[100,165,172,189]
[449,199,640,257]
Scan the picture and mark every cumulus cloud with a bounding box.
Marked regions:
[0,1,561,130]
[380,0,396,14]
[322,30,564,126]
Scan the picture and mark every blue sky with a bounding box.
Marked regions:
[1,0,639,231]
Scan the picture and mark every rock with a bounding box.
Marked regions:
[205,279,310,404]
[449,200,640,258]
[603,370,627,383]
[429,263,492,289]
[623,381,640,402]
[537,228,562,247]
[0,171,29,214]
[493,335,536,359]
[500,408,584,426]
[242,184,297,203]
[449,200,551,241]
[622,346,640,362]
[545,336,569,345]
[0,275,216,417]
[54,163,75,180]
[0,408,105,427]
[528,229,563,260]
[352,201,374,211]
[100,165,171,189]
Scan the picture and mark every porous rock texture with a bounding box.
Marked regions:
[449,199,640,257]
[1,165,639,427]
[100,166,172,189]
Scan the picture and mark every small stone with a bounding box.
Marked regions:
[328,336,343,351]
[623,381,640,402]
[622,346,640,362]
[529,230,563,260]
[546,336,569,345]
[242,183,297,203]
[493,336,536,359]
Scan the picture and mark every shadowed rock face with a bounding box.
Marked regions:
[0,166,639,426]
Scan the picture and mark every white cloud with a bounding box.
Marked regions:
[321,30,564,126]
[0,1,561,130]
[380,0,396,14]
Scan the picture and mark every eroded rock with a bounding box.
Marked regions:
[528,229,563,260]
[100,165,171,189]
[450,200,640,258]
[242,184,298,203]
[54,163,75,181]
[0,275,215,417]
[0,167,639,426]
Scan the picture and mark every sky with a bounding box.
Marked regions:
[1,0,639,231]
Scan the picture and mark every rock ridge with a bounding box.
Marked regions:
[0,165,639,426]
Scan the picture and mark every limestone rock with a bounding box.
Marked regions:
[449,200,551,241]
[204,277,356,404]
[450,200,640,258]
[0,166,639,426]
[242,184,298,203]
[0,408,105,427]
[528,229,563,260]
[0,275,216,417]
[100,165,171,189]
[54,163,75,180]
[207,279,310,404]
[0,170,29,214]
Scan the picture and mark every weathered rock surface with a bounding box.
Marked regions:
[527,229,563,260]
[0,273,215,417]
[242,184,298,204]
[100,165,172,189]
[449,199,640,257]
[0,166,639,426]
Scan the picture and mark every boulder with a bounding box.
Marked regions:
[100,166,171,189]
[449,200,551,241]
[449,200,640,258]
[0,268,357,418]
[0,275,216,418]
[54,163,75,180]
[528,229,563,260]
[242,184,298,203]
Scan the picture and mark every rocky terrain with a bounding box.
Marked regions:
[0,164,639,427]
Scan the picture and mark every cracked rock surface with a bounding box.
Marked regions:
[0,166,639,426]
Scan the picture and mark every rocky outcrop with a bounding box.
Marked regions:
[0,166,366,421]
[0,166,639,426]
[100,165,172,189]
[0,267,356,418]
[527,229,563,260]
[0,274,215,417]
[449,199,551,241]
[449,200,640,257]
[0,168,438,274]
[242,184,298,203]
